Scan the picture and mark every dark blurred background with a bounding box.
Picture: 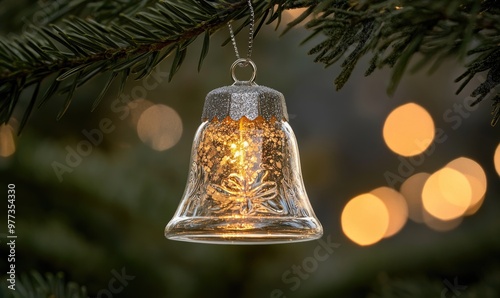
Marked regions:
[1,3,499,298]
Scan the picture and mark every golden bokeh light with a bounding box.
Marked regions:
[136,104,183,151]
[400,172,430,223]
[283,8,309,23]
[128,99,154,126]
[383,103,435,156]
[495,143,500,177]
[423,211,463,232]
[370,187,408,238]
[422,168,471,221]
[341,193,389,246]
[0,124,16,157]
[446,157,487,216]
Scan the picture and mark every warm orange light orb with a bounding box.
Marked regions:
[341,194,389,246]
[283,8,309,24]
[495,143,500,177]
[0,124,16,158]
[137,104,183,151]
[422,168,471,220]
[383,103,435,156]
[370,187,408,238]
[446,157,487,215]
[423,211,463,232]
[400,172,430,223]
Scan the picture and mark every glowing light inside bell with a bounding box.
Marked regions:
[165,115,322,244]
[201,117,286,217]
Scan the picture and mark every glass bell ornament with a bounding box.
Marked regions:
[165,59,323,244]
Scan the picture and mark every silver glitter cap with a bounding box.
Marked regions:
[201,82,289,122]
[201,59,289,122]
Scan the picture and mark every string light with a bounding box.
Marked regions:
[422,168,471,221]
[341,193,389,246]
[383,103,435,156]
[136,104,183,151]
[0,123,16,158]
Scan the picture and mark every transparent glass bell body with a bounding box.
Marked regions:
[165,116,323,244]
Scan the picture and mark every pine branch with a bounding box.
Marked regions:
[32,0,162,25]
[1,0,500,130]
[0,0,160,31]
[285,0,500,125]
[0,0,287,132]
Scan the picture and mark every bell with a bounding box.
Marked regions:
[165,59,323,244]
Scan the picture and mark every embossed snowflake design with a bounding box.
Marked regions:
[207,170,284,215]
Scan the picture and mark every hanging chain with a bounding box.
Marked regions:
[228,0,255,62]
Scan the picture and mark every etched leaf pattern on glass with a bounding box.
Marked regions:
[207,169,284,215]
[177,118,314,218]
[182,161,208,216]
[280,160,309,217]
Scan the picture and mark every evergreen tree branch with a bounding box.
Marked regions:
[286,0,500,125]
[29,0,162,25]
[1,0,499,130]
[0,0,287,131]
[0,0,161,32]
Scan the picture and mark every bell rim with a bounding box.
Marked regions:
[165,216,323,245]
